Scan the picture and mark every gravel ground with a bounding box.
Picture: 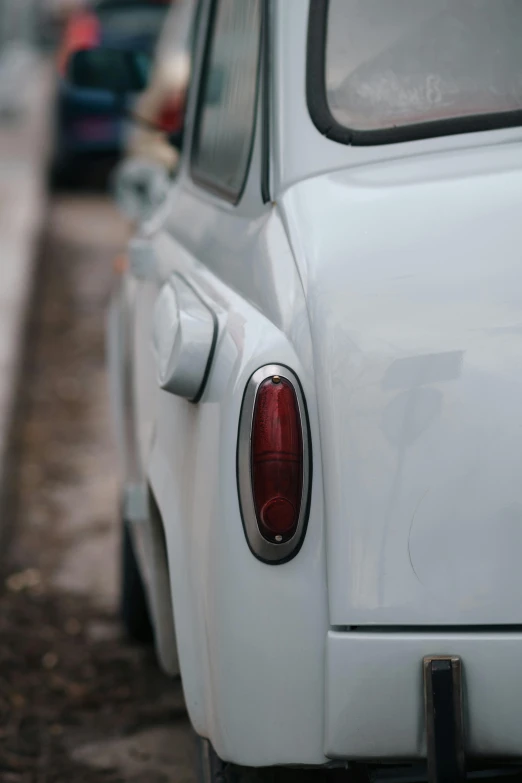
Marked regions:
[0,195,196,783]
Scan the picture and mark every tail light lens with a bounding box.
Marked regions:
[237,366,311,563]
[252,377,302,542]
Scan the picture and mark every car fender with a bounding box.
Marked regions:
[147,254,329,765]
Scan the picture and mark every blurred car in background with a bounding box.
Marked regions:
[111,0,199,223]
[50,0,171,187]
[125,0,198,174]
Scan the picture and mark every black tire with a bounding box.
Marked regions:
[121,518,154,644]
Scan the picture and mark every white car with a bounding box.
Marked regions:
[107,0,522,779]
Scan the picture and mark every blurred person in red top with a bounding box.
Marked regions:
[56,4,100,74]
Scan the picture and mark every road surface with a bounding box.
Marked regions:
[0,194,196,783]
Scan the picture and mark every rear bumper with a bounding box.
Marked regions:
[326,630,522,760]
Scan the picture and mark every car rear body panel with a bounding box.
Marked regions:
[281,141,522,627]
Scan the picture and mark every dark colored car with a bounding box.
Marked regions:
[50,0,170,186]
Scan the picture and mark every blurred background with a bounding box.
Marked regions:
[0,2,196,780]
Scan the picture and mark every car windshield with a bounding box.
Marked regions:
[323,0,522,134]
[96,5,167,41]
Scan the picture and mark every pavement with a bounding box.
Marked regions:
[0,54,52,520]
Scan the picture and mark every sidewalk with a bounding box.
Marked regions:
[0,57,52,516]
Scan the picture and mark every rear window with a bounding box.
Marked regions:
[309,0,522,143]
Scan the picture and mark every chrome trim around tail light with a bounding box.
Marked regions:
[237,364,311,564]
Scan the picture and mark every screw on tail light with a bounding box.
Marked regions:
[237,365,311,563]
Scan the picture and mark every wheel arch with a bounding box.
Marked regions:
[148,444,211,739]
[145,486,180,676]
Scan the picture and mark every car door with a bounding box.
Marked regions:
[129,0,327,754]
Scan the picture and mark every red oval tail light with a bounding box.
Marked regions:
[237,366,311,563]
[252,377,302,542]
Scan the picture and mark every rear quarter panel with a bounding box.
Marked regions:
[280,143,522,627]
[140,180,329,765]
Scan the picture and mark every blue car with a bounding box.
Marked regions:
[51,0,170,186]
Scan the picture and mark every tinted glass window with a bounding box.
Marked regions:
[192,0,261,200]
[325,0,522,133]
